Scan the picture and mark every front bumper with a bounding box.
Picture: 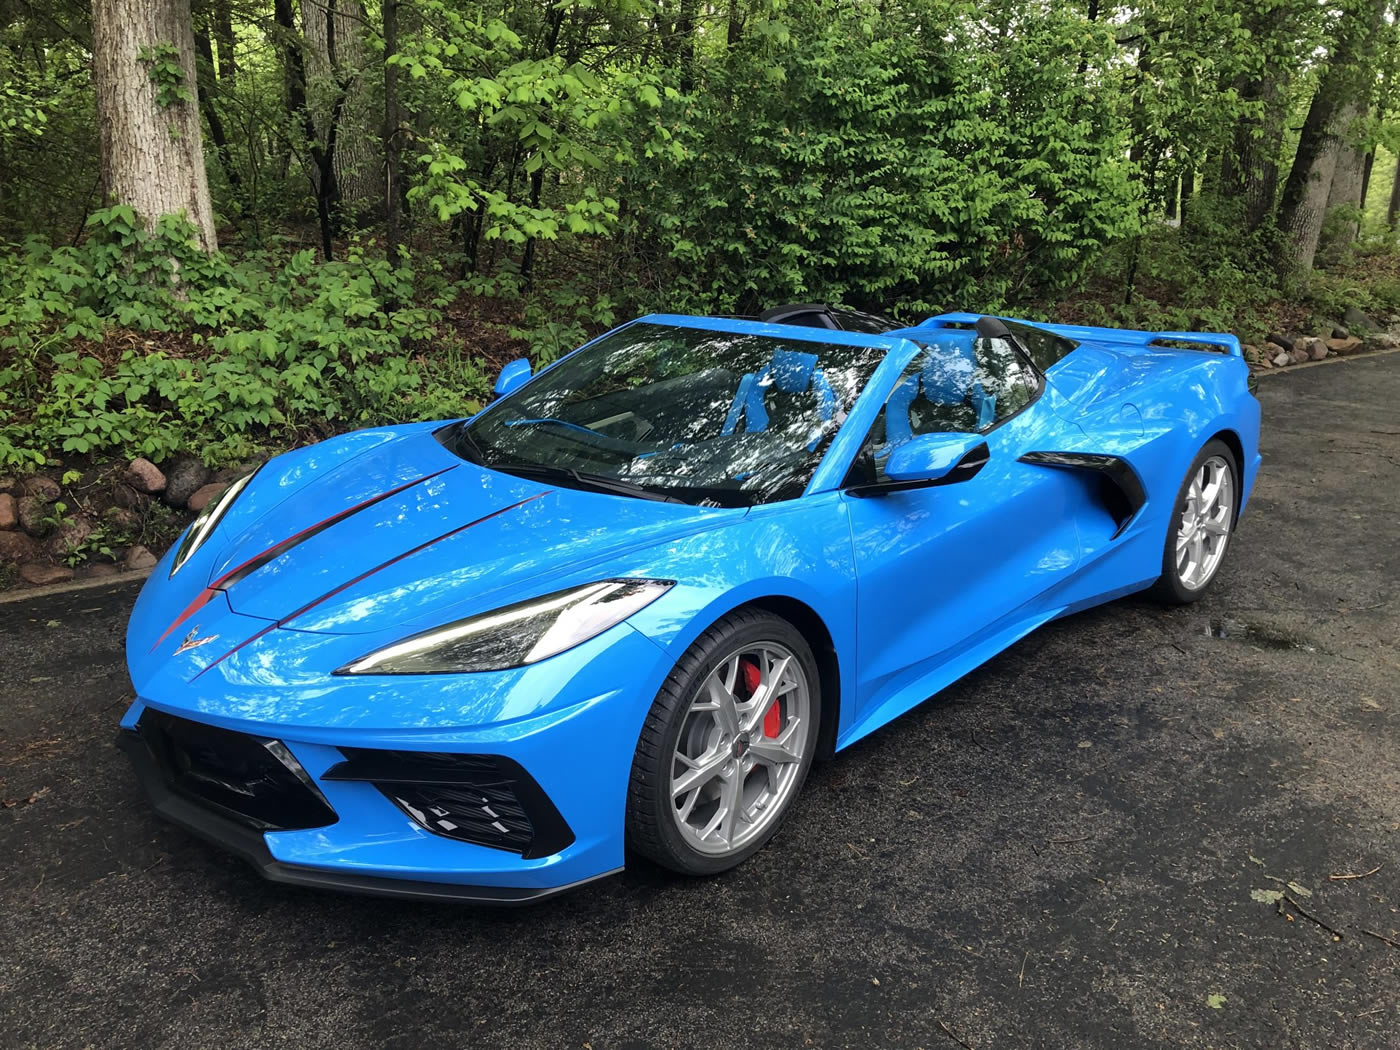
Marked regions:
[117,728,617,903]
[117,621,676,902]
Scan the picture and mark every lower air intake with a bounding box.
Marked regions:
[322,749,574,860]
[137,710,338,831]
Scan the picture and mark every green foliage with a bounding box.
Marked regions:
[621,0,1140,316]
[0,209,491,471]
[137,43,195,109]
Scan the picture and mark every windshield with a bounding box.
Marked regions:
[445,322,890,506]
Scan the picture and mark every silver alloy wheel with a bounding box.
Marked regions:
[1176,454,1235,590]
[669,642,812,856]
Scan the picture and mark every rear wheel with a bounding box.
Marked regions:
[1151,439,1239,603]
[626,609,820,875]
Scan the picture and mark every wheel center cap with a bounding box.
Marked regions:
[733,733,750,759]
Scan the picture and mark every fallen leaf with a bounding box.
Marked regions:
[1287,881,1312,898]
[1251,889,1284,904]
[0,787,50,808]
[1206,994,1227,1010]
[1077,740,1093,749]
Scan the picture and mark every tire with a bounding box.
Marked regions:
[626,608,821,876]
[1150,438,1240,604]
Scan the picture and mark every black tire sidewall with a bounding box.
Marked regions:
[627,610,822,876]
[1154,438,1240,603]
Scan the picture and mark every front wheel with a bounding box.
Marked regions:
[1150,439,1239,604]
[626,609,821,876]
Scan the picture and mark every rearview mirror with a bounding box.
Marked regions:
[493,358,532,399]
[884,432,990,487]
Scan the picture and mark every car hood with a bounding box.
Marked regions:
[206,428,742,635]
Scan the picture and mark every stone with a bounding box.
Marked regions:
[0,475,16,495]
[163,456,211,508]
[46,515,93,558]
[80,562,121,579]
[110,483,149,510]
[0,493,15,530]
[125,457,167,495]
[1265,332,1294,352]
[1271,349,1292,368]
[187,482,228,513]
[1326,336,1364,355]
[102,506,141,531]
[0,530,39,562]
[1332,323,1349,340]
[1290,347,1311,366]
[1309,340,1329,362]
[1343,305,1376,332]
[16,496,52,537]
[22,475,60,502]
[1242,344,1262,362]
[19,562,74,586]
[1367,331,1400,351]
[124,545,159,571]
[1264,341,1289,360]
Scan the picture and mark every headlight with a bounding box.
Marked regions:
[169,471,255,577]
[337,578,674,675]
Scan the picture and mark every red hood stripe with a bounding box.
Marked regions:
[211,465,457,590]
[151,465,457,653]
[189,491,551,680]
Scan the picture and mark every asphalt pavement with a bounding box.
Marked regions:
[2,355,1398,1050]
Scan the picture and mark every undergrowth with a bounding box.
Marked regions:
[0,208,495,471]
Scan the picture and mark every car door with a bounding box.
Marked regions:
[841,330,1085,730]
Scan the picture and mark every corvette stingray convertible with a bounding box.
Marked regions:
[118,305,1260,902]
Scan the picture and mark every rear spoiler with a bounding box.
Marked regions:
[916,313,1244,358]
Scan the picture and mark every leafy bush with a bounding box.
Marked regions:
[619,0,1139,317]
[0,209,492,471]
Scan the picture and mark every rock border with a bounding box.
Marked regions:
[1252,343,1400,376]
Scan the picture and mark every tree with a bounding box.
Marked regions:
[1277,0,1388,276]
[90,0,216,250]
[383,0,404,257]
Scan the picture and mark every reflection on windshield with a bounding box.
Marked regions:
[446,323,889,506]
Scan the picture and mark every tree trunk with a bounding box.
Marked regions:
[1276,0,1387,276]
[383,0,402,259]
[303,0,378,218]
[1359,146,1375,207]
[1278,97,1354,274]
[1324,126,1367,249]
[274,0,337,258]
[1389,153,1400,230]
[193,25,242,195]
[90,0,217,250]
[1226,74,1289,231]
[213,0,235,82]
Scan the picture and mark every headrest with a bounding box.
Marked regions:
[768,349,819,394]
[920,335,977,404]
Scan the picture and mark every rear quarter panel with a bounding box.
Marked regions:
[1045,345,1261,612]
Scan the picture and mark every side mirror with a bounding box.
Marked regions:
[884,432,990,487]
[493,358,532,399]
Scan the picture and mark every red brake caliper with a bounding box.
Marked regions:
[741,658,781,738]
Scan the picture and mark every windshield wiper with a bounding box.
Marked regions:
[489,463,686,504]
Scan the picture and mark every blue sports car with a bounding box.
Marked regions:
[119,305,1260,902]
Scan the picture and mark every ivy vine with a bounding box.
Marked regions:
[137,43,193,109]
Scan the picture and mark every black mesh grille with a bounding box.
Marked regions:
[323,749,574,859]
[387,783,535,853]
[137,710,337,832]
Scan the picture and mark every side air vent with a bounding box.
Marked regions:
[1018,451,1147,538]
